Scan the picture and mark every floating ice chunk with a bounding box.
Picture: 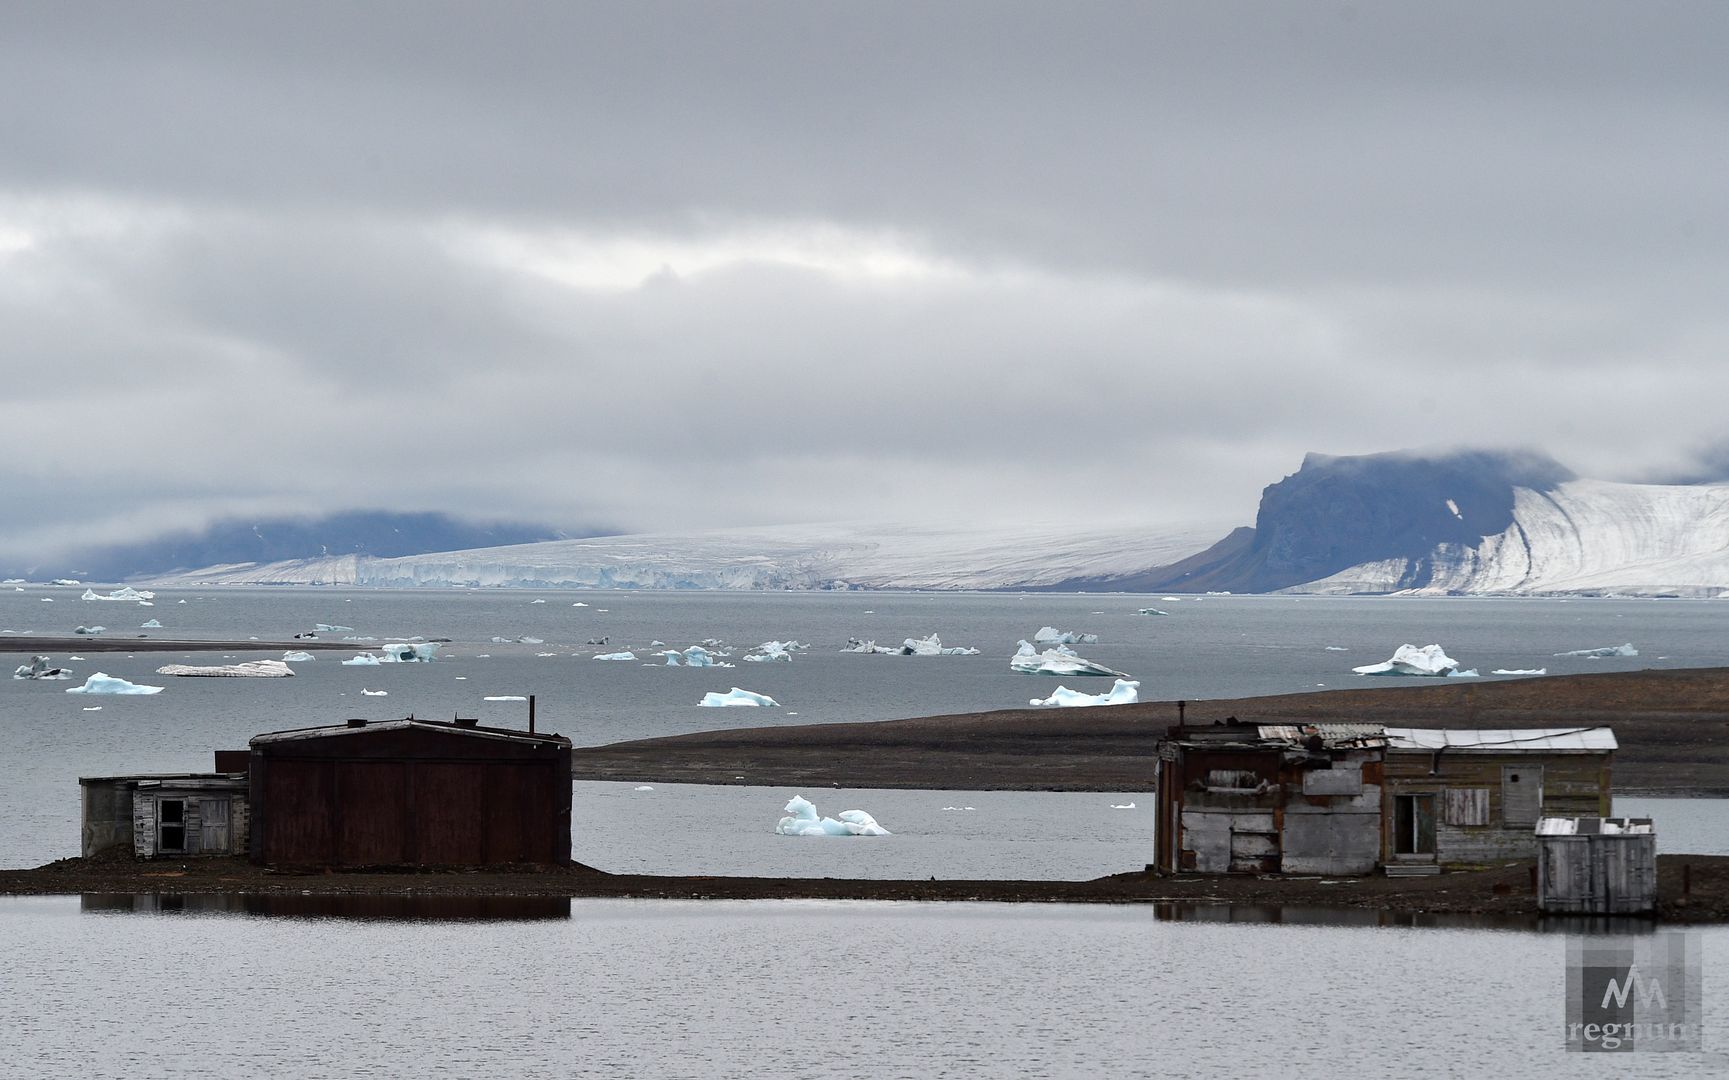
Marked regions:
[1554,643,1639,658]
[139,619,162,629]
[361,688,388,696]
[775,795,890,836]
[592,651,638,661]
[379,642,439,662]
[13,656,71,680]
[634,785,654,791]
[1111,802,1137,810]
[1136,608,1170,616]
[745,640,799,662]
[281,651,315,662]
[572,602,589,607]
[156,660,295,678]
[1352,643,1460,677]
[1029,678,1140,707]
[1490,667,1547,676]
[52,579,81,586]
[1033,626,1099,645]
[530,598,546,604]
[81,586,155,602]
[899,634,979,656]
[518,637,544,645]
[1447,668,1480,678]
[316,623,354,633]
[699,687,779,707]
[342,654,383,666]
[841,638,897,654]
[1010,640,1129,678]
[82,706,101,711]
[484,695,527,701]
[1324,646,1349,652]
[73,625,106,635]
[66,672,162,695]
[666,645,731,668]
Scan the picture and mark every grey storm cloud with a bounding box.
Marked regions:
[2,2,1728,561]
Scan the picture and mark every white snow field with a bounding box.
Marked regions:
[1300,479,1729,596]
[139,520,1224,591]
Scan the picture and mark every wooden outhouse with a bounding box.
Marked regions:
[1382,727,1614,873]
[247,717,573,868]
[1537,816,1657,915]
[79,772,249,858]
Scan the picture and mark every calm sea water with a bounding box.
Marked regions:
[5,896,1727,1079]
[2,587,1727,869]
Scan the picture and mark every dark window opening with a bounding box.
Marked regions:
[160,799,185,824]
[159,825,186,851]
[1393,794,1436,856]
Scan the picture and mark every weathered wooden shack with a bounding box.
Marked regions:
[79,770,249,859]
[1536,816,1657,915]
[247,717,573,868]
[1154,721,1387,875]
[1381,727,1615,872]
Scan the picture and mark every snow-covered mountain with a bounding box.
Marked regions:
[143,521,1226,591]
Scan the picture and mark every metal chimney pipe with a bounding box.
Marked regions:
[529,694,537,735]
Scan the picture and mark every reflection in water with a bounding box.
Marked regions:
[80,892,572,921]
[1149,902,1659,934]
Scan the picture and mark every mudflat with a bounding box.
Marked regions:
[570,667,1729,795]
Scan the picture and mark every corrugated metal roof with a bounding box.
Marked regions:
[1385,727,1617,752]
[250,719,570,747]
[1537,816,1654,836]
[1257,723,1386,747]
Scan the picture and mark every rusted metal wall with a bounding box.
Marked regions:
[250,726,571,867]
[1384,751,1610,864]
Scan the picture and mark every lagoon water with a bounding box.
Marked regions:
[5,587,1729,1075]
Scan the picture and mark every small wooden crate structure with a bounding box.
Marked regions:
[1536,816,1657,915]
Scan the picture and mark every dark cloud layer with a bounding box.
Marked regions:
[2,3,1727,561]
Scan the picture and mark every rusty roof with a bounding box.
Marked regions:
[1385,727,1616,752]
[1256,723,1387,748]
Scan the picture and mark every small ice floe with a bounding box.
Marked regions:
[586,636,610,646]
[699,687,779,707]
[483,695,527,701]
[775,795,890,837]
[13,656,72,680]
[342,654,383,666]
[66,673,163,695]
[140,619,163,629]
[634,785,654,792]
[572,602,589,607]
[744,640,800,662]
[1491,668,1547,676]
[155,660,294,678]
[282,651,315,663]
[1029,678,1140,707]
[1554,643,1639,658]
[68,655,84,661]
[1324,646,1349,652]
[1136,608,1170,616]
[592,651,637,661]
[518,637,544,645]
[81,586,155,602]
[73,625,106,635]
[1010,641,1129,678]
[1111,802,1137,810]
[940,806,977,812]
[1447,669,1480,678]
[1033,626,1099,645]
[899,634,979,656]
[1352,644,1460,677]
[649,640,665,647]
[343,636,377,642]
[841,638,897,654]
[662,646,732,668]
[39,598,52,602]
[82,706,101,711]
[316,623,354,633]
[530,599,546,604]
[361,688,388,697]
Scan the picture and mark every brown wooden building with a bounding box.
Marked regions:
[247,718,572,867]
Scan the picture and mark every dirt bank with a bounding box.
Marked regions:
[5,853,1727,923]
[570,667,1729,795]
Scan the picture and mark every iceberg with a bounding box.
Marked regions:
[341,654,383,666]
[139,619,163,629]
[1033,626,1099,645]
[66,672,163,695]
[592,651,637,661]
[1491,667,1548,676]
[81,586,155,602]
[841,638,898,654]
[698,687,780,707]
[1029,678,1141,707]
[155,660,295,678]
[316,624,354,633]
[1136,608,1170,616]
[899,634,980,656]
[775,795,891,837]
[1447,668,1481,678]
[379,642,439,662]
[361,688,388,697]
[13,656,71,680]
[744,640,805,662]
[281,651,316,662]
[1352,643,1460,677]
[1010,640,1129,678]
[663,646,731,668]
[73,625,106,635]
[1554,643,1639,658]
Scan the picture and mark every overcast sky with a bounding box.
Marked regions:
[4,2,1727,561]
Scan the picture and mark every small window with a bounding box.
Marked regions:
[160,800,185,824]
[158,799,186,853]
